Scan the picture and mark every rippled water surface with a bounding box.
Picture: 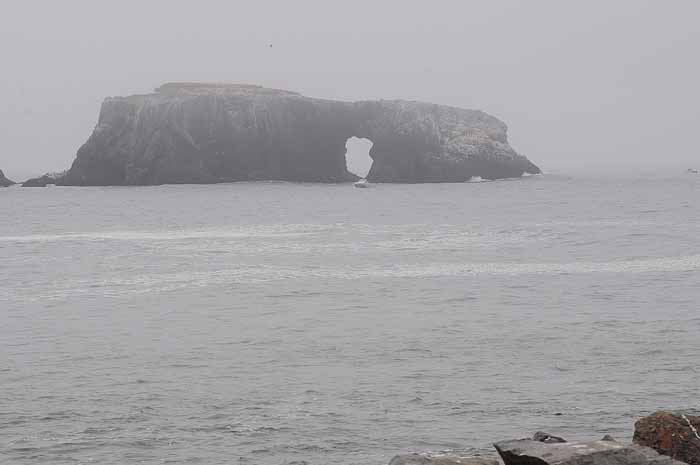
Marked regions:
[2,174,699,465]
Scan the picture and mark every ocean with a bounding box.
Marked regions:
[1,173,699,465]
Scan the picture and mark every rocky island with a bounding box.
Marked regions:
[0,169,15,187]
[25,83,540,186]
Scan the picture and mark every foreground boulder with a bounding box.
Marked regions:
[54,82,540,186]
[389,453,499,465]
[494,437,687,465]
[634,412,700,465]
[0,169,14,187]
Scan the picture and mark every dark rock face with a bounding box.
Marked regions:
[388,453,499,465]
[57,83,540,186]
[0,169,15,187]
[494,437,687,465]
[634,411,700,465]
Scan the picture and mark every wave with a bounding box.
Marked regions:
[0,224,332,243]
[366,254,700,277]
[6,254,699,302]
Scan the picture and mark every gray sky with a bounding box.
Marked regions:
[1,0,699,179]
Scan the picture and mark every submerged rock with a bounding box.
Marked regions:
[55,83,540,186]
[634,411,700,465]
[0,169,15,187]
[388,453,499,465]
[494,437,687,465]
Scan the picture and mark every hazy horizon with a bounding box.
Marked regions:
[2,0,699,180]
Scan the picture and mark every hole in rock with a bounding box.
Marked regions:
[345,137,373,179]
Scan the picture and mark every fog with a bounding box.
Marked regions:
[1,0,698,180]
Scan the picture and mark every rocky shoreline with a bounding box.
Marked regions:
[389,412,700,465]
[20,83,540,187]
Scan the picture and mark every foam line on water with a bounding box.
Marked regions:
[5,254,698,302]
[0,225,333,243]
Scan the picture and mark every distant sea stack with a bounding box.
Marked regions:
[0,169,15,187]
[51,83,540,186]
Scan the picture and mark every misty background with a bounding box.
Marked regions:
[1,0,698,181]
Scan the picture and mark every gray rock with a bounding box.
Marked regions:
[55,82,540,186]
[389,452,499,465]
[0,169,15,187]
[494,438,688,465]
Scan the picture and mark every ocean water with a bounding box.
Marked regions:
[1,174,699,465]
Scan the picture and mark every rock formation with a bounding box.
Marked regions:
[22,172,64,187]
[634,411,700,465]
[0,169,15,187]
[494,436,687,465]
[49,83,539,186]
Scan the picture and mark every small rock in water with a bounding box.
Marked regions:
[388,452,499,465]
[634,411,700,465]
[533,431,567,443]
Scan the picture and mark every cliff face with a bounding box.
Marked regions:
[0,170,15,187]
[352,100,540,182]
[58,83,539,186]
